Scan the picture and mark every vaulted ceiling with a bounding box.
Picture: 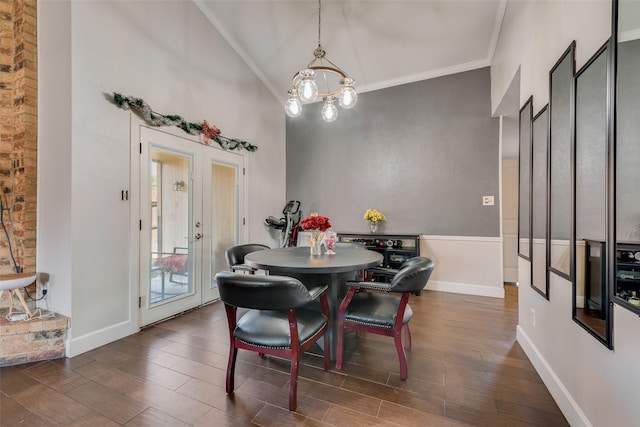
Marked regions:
[195,0,507,104]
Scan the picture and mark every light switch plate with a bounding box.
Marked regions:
[482,196,494,206]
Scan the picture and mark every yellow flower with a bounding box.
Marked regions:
[364,209,386,223]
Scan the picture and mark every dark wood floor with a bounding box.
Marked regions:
[1,285,568,426]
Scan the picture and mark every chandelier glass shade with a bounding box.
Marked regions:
[284,0,357,122]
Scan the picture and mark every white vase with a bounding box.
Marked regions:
[369,222,379,234]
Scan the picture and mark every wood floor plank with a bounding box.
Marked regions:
[73,361,146,394]
[296,376,381,416]
[322,404,404,427]
[0,366,41,396]
[123,407,191,427]
[12,383,100,425]
[64,381,149,424]
[22,360,90,393]
[252,403,332,426]
[0,393,57,427]
[126,381,213,425]
[192,407,256,427]
[378,400,472,427]
[235,377,331,420]
[175,376,268,422]
[340,375,446,417]
[115,357,192,390]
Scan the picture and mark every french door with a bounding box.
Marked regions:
[138,126,244,326]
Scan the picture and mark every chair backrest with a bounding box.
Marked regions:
[225,244,269,268]
[389,257,435,293]
[215,271,313,310]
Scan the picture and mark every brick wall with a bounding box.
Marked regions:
[0,0,37,280]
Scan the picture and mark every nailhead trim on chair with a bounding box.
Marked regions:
[343,318,393,329]
[236,339,288,350]
[236,335,320,350]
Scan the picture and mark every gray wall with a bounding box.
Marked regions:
[286,67,500,236]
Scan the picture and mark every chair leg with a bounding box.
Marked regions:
[336,319,344,370]
[323,328,330,372]
[394,332,408,381]
[226,346,238,394]
[289,354,300,411]
[403,324,412,350]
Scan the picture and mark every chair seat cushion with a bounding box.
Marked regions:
[343,292,413,329]
[235,308,327,348]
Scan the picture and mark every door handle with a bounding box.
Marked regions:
[194,233,202,240]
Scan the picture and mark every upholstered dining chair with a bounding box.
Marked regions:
[215,271,330,411]
[224,243,269,274]
[335,256,434,380]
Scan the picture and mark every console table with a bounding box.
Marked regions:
[336,232,420,270]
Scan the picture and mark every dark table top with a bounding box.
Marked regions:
[245,246,383,275]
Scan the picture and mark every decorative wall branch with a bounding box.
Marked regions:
[110,93,258,152]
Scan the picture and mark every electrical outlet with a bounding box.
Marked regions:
[482,195,494,206]
[530,308,536,327]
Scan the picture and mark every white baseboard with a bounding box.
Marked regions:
[66,320,138,357]
[426,280,505,298]
[516,325,592,427]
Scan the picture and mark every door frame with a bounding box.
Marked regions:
[129,117,248,327]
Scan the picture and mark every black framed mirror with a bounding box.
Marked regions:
[613,0,640,315]
[532,105,549,298]
[548,42,575,280]
[518,97,533,261]
[573,40,612,348]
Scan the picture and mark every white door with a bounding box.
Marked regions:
[201,149,244,303]
[139,126,244,326]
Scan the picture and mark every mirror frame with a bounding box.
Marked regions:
[518,96,533,262]
[612,0,640,316]
[532,104,549,299]
[548,42,576,281]
[572,39,613,349]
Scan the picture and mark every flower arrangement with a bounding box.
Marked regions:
[364,209,386,224]
[300,213,332,232]
[300,213,332,255]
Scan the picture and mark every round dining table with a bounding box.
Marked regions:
[244,245,383,359]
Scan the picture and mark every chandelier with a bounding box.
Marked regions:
[284,0,357,122]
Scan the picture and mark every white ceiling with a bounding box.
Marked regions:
[195,0,507,104]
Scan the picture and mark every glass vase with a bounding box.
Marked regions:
[369,222,379,234]
[309,230,324,256]
[324,230,337,254]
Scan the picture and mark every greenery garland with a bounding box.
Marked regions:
[111,93,258,152]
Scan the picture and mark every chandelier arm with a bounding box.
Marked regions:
[291,66,347,88]
[320,56,349,77]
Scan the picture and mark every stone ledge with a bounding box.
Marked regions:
[0,309,68,367]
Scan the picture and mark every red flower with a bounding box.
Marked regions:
[300,213,332,232]
[201,120,221,144]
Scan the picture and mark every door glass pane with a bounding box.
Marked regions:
[149,148,193,304]
[210,162,238,287]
